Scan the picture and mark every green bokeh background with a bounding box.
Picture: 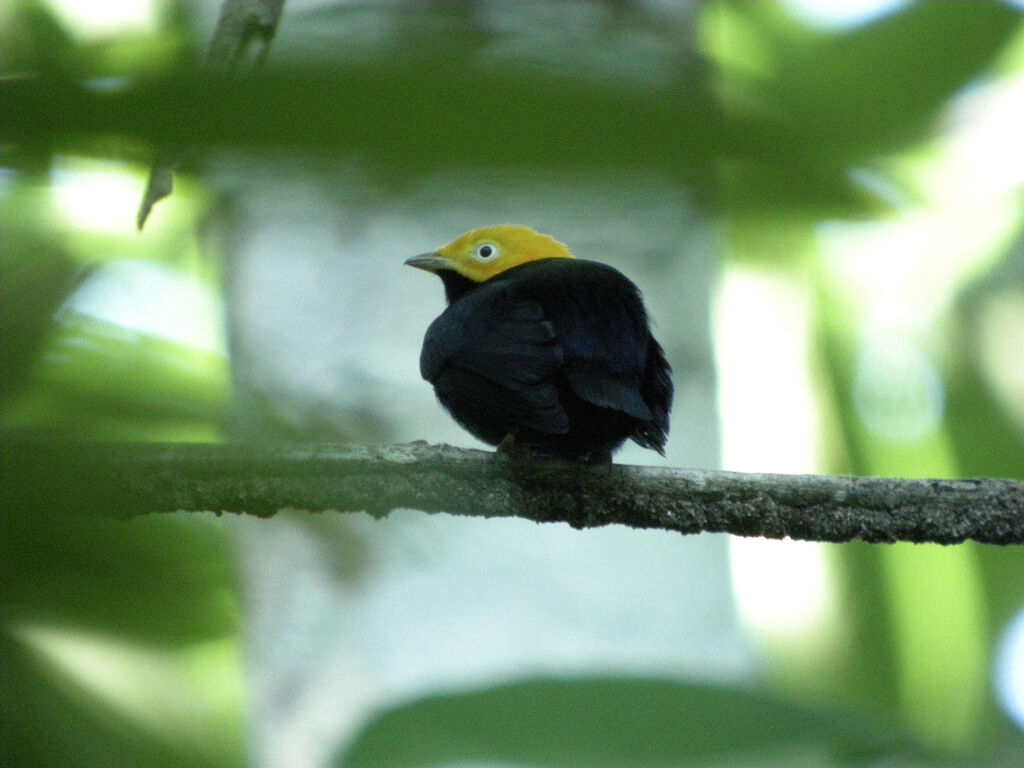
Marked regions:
[2,2,1023,767]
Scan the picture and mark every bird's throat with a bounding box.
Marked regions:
[438,269,479,304]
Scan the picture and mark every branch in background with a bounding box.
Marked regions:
[6,441,1022,545]
[136,149,178,230]
[136,0,287,229]
[205,0,287,70]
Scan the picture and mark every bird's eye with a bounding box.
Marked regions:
[474,243,498,261]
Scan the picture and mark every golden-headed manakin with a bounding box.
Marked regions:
[406,225,672,463]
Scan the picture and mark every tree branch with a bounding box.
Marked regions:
[206,0,287,71]
[6,441,1021,545]
[137,0,287,229]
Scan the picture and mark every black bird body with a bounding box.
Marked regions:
[418,256,672,462]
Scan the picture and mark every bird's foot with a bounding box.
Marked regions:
[496,431,532,460]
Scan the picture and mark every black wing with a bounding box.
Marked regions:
[421,283,569,437]
[510,259,672,452]
[631,334,672,451]
[538,261,662,420]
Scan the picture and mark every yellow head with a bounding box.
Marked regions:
[405,225,575,283]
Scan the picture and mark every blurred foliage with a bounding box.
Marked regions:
[0,176,81,394]
[336,676,904,768]
[1,5,240,767]
[2,1,1023,767]
[2,509,243,768]
[4,312,229,440]
[706,0,1024,260]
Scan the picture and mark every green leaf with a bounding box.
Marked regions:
[335,676,898,768]
[0,505,245,768]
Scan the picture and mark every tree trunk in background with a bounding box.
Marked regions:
[208,3,736,765]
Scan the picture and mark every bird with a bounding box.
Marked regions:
[405,225,672,463]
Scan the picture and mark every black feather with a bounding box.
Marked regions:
[420,259,673,460]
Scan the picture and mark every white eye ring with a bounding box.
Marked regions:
[474,243,499,261]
